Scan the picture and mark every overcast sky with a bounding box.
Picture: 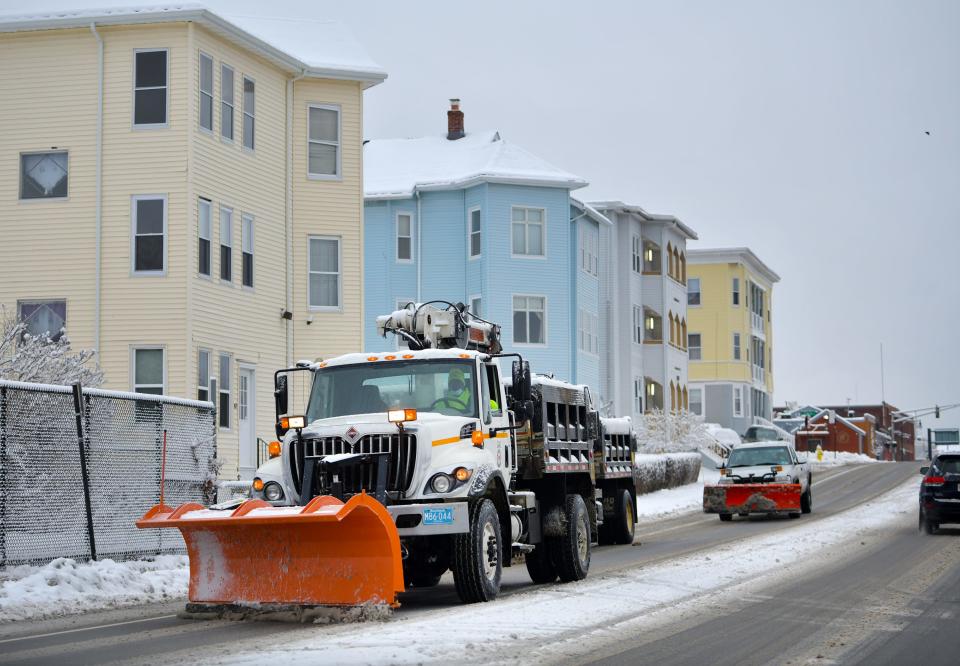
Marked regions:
[10,0,960,433]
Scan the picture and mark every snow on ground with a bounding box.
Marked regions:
[0,555,187,623]
[635,466,720,521]
[218,477,920,666]
[808,451,884,467]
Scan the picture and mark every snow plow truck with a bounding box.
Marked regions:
[138,302,639,611]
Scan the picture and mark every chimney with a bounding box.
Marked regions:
[447,98,464,140]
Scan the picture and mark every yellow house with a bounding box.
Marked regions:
[685,248,779,434]
[0,6,386,479]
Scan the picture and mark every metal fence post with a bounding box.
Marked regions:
[72,382,98,561]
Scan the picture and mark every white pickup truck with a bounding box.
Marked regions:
[706,441,812,521]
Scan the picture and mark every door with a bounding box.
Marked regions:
[238,366,257,478]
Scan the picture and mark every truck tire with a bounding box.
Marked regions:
[524,544,558,584]
[452,499,502,603]
[555,494,591,583]
[610,489,636,545]
[801,486,812,514]
[719,513,733,522]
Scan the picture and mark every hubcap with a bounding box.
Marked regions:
[482,521,498,580]
[625,502,634,534]
[577,514,588,563]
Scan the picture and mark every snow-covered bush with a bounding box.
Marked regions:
[0,307,103,386]
[633,452,701,493]
[635,409,715,453]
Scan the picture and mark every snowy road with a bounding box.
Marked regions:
[0,462,935,665]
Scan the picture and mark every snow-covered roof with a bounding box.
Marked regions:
[0,4,386,88]
[600,416,632,435]
[364,130,587,200]
[686,247,780,284]
[588,200,698,241]
[571,198,612,226]
[806,409,866,437]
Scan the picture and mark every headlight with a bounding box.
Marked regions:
[430,474,453,494]
[264,482,284,502]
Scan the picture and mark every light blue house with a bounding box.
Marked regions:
[363,100,610,395]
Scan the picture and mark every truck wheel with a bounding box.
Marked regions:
[924,515,939,535]
[555,494,591,583]
[610,489,636,545]
[524,544,558,584]
[719,513,733,522]
[801,487,812,514]
[452,499,502,603]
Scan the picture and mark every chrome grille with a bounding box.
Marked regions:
[291,432,417,497]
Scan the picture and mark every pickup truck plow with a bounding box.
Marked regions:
[137,492,405,609]
[703,483,802,514]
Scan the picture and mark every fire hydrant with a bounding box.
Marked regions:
[816,443,824,461]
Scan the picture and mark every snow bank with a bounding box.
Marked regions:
[807,451,883,467]
[634,452,701,493]
[636,467,721,521]
[0,556,187,623]
[226,478,920,665]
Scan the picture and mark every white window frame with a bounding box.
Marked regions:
[131,346,166,394]
[733,385,744,418]
[307,103,342,179]
[395,212,413,263]
[688,332,702,360]
[131,194,167,276]
[198,348,211,402]
[220,205,233,283]
[220,63,234,142]
[242,75,255,151]
[510,206,547,258]
[633,377,643,414]
[198,197,211,277]
[469,294,482,319]
[733,332,741,361]
[308,235,342,312]
[468,207,482,259]
[512,294,547,346]
[198,51,214,133]
[689,386,705,417]
[241,213,254,289]
[732,277,740,306]
[132,48,169,129]
[632,305,643,344]
[19,150,69,201]
[631,234,642,273]
[219,353,232,430]
[688,277,702,307]
[580,224,598,277]
[579,309,599,356]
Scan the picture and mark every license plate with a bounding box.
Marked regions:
[422,507,454,526]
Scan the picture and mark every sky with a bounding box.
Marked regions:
[6,0,959,433]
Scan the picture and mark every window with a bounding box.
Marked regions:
[580,225,598,276]
[646,379,663,411]
[242,77,255,149]
[396,213,413,262]
[199,52,213,131]
[198,349,210,401]
[511,207,545,256]
[469,295,482,318]
[241,214,254,288]
[667,242,674,278]
[220,64,234,141]
[219,354,231,429]
[308,105,340,177]
[733,386,744,417]
[644,309,663,342]
[633,378,643,414]
[688,333,702,360]
[20,151,68,199]
[469,208,481,258]
[643,240,662,273]
[733,332,741,360]
[690,387,703,416]
[513,295,545,344]
[732,277,740,306]
[134,50,167,126]
[632,305,642,344]
[579,309,599,355]
[134,348,164,395]
[309,237,341,309]
[198,198,211,276]
[679,252,686,284]
[631,235,642,273]
[688,277,701,306]
[132,196,166,274]
[18,300,66,342]
[681,319,688,349]
[220,207,233,282]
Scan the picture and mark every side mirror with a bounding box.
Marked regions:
[274,375,289,438]
[512,359,532,403]
[920,466,929,475]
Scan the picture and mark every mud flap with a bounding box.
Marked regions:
[137,493,405,608]
[703,483,802,514]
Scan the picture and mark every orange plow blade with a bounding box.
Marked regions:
[137,493,404,608]
[703,483,801,514]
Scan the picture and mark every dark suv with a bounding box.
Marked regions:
[919,454,960,534]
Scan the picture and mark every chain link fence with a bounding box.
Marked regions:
[0,379,216,566]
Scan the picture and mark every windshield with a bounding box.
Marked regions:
[727,446,792,468]
[305,359,478,422]
[743,427,780,442]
